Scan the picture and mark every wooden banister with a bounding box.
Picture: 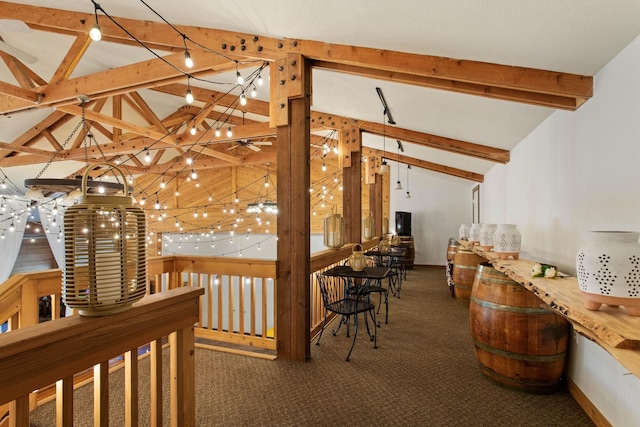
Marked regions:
[0,286,204,425]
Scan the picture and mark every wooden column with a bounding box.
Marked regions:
[369,178,383,236]
[343,150,362,243]
[273,54,311,362]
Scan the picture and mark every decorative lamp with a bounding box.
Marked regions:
[63,163,147,316]
[324,211,345,249]
[362,214,375,240]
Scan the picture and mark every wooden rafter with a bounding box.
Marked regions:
[0,1,592,112]
[363,147,484,183]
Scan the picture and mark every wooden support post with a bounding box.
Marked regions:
[170,325,196,427]
[150,338,163,427]
[274,53,311,362]
[343,150,362,244]
[9,395,28,427]
[125,348,139,427]
[94,362,109,427]
[56,376,73,427]
[370,178,383,237]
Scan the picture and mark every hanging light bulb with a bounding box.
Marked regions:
[186,155,193,165]
[395,180,403,190]
[89,5,101,41]
[9,223,14,232]
[185,77,194,104]
[240,92,247,106]
[191,170,198,180]
[184,50,193,68]
[236,69,244,84]
[154,199,160,210]
[378,109,390,174]
[322,161,327,172]
[226,127,233,137]
[160,180,166,189]
[251,85,257,98]
[215,127,221,137]
[257,74,264,86]
[144,150,151,163]
[190,125,197,135]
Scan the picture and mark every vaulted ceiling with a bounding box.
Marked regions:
[1,0,639,235]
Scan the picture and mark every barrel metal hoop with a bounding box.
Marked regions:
[472,338,566,362]
[453,264,479,270]
[470,295,553,315]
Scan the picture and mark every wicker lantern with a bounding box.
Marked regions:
[324,212,345,249]
[362,215,375,240]
[63,163,147,316]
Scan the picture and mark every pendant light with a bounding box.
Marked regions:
[377,110,390,175]
[395,141,403,189]
[405,165,412,198]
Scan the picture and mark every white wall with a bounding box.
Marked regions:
[478,34,640,427]
[389,164,475,266]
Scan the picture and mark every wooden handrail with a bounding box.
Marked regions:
[0,288,203,414]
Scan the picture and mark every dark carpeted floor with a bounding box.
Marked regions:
[30,267,594,426]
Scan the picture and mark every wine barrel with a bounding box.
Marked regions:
[469,262,569,393]
[399,236,415,270]
[446,238,460,261]
[452,249,484,306]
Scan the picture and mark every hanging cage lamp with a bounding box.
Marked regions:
[324,210,345,249]
[63,163,147,316]
[362,214,375,240]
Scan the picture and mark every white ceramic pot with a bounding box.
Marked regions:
[458,224,470,240]
[479,224,497,251]
[468,223,482,244]
[576,231,640,316]
[492,224,521,259]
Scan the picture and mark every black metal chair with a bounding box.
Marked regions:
[362,257,389,324]
[389,247,407,296]
[315,272,377,361]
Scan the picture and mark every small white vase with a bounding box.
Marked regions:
[576,231,640,316]
[468,223,482,244]
[458,224,470,240]
[479,224,497,251]
[492,224,521,259]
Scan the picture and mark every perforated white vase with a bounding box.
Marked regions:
[459,224,470,240]
[576,231,640,316]
[492,224,521,260]
[468,223,482,244]
[479,224,497,251]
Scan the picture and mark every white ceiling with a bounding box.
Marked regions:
[1,0,640,191]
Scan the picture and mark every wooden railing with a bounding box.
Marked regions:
[0,287,203,427]
[0,240,378,424]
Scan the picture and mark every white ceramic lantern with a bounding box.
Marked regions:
[63,163,147,316]
[576,231,640,316]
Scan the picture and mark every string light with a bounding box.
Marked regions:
[190,124,197,135]
[191,170,198,180]
[236,68,244,84]
[185,77,194,104]
[250,85,257,98]
[215,127,221,137]
[186,155,193,165]
[226,127,233,137]
[257,74,264,86]
[144,149,151,163]
[240,91,247,106]
[89,2,102,41]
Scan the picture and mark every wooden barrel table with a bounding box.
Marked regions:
[446,238,460,261]
[469,262,569,393]
[451,248,484,306]
[399,236,415,270]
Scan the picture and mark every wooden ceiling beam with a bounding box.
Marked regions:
[49,34,93,84]
[363,147,484,183]
[0,2,592,110]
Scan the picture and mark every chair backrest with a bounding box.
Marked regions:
[315,273,346,307]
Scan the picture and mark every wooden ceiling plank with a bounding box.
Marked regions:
[112,94,122,143]
[49,34,93,84]
[363,147,484,183]
[41,129,63,151]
